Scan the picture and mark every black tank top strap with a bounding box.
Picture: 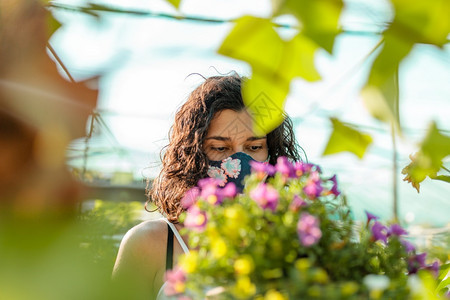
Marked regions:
[165,223,174,271]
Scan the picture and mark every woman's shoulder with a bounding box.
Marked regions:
[120,218,168,254]
[113,218,169,298]
[113,218,168,278]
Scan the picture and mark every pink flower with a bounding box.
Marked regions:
[221,157,241,178]
[290,195,307,212]
[276,157,296,178]
[250,183,279,211]
[184,206,207,232]
[297,213,322,247]
[250,160,276,176]
[303,171,323,199]
[220,182,237,198]
[181,187,200,209]
[164,267,186,296]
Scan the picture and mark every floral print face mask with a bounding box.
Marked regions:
[207,152,269,192]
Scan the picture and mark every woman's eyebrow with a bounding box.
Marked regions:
[204,136,266,141]
[204,136,231,141]
[246,136,267,141]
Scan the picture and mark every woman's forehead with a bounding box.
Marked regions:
[206,109,264,141]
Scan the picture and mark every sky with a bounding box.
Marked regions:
[50,0,450,226]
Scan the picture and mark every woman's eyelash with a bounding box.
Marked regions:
[248,145,263,151]
[211,146,228,151]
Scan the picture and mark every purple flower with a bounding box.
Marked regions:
[276,157,296,178]
[328,175,341,196]
[181,187,200,209]
[184,206,207,232]
[365,211,379,223]
[250,160,276,176]
[407,253,427,274]
[297,213,322,247]
[371,221,388,243]
[388,224,408,237]
[400,239,415,253]
[290,195,307,212]
[250,183,279,211]
[426,261,440,278]
[164,267,186,296]
[303,171,323,199]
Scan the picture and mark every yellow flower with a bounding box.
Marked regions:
[234,276,256,298]
[264,289,287,300]
[295,258,311,271]
[211,237,227,258]
[174,281,185,294]
[312,268,329,284]
[234,256,254,275]
[207,194,218,205]
[179,251,198,274]
[341,281,359,296]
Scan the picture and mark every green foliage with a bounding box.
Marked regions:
[166,0,182,9]
[271,0,344,53]
[401,122,450,192]
[323,118,373,159]
[218,16,321,135]
[77,200,142,269]
[216,0,450,191]
[0,205,142,300]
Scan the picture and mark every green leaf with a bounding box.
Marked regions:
[361,35,412,128]
[218,16,321,135]
[401,122,450,191]
[390,0,450,47]
[219,16,285,76]
[431,175,450,183]
[271,0,344,53]
[322,118,373,159]
[46,11,61,37]
[165,0,182,9]
[242,72,288,136]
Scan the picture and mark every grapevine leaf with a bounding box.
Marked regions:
[219,16,321,135]
[323,118,373,159]
[401,122,450,192]
[271,0,344,53]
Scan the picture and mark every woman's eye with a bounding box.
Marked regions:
[212,146,227,152]
[248,145,262,151]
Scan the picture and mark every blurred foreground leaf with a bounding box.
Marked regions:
[323,118,373,159]
[361,0,450,127]
[271,0,344,53]
[218,16,320,135]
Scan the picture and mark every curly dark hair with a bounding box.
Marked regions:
[147,74,302,222]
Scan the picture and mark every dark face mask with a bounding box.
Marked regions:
[207,152,269,192]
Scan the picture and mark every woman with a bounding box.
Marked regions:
[112,74,301,299]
